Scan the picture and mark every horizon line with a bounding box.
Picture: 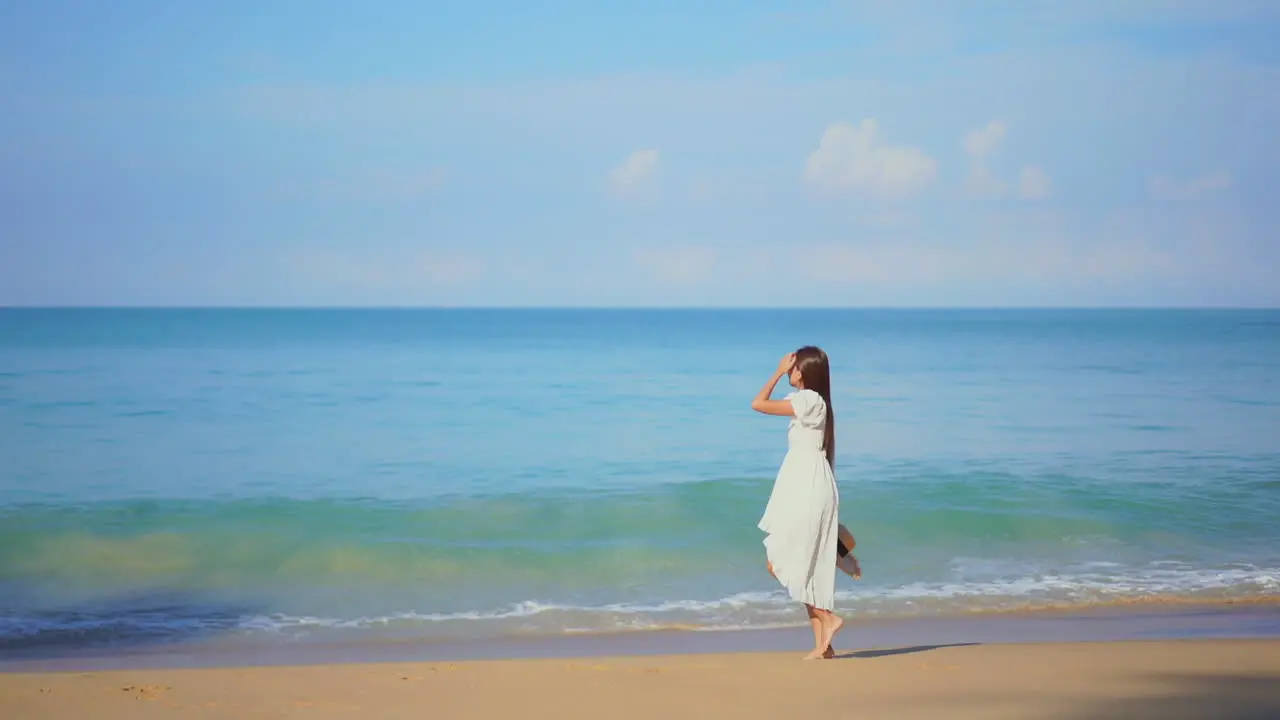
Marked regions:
[2,305,1278,312]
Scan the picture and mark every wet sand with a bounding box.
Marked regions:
[5,600,1279,672]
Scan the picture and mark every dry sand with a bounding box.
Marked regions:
[2,639,1279,719]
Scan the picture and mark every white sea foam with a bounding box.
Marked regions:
[4,562,1276,645]
[225,562,1279,639]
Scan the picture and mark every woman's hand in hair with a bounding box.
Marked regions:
[776,352,796,376]
[752,353,796,417]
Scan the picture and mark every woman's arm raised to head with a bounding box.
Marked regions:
[751,353,797,417]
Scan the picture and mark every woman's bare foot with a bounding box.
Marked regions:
[802,648,827,660]
[819,613,844,653]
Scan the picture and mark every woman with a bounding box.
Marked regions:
[752,346,843,660]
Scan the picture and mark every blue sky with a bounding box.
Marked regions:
[2,0,1278,307]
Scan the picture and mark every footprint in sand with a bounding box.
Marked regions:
[120,684,171,701]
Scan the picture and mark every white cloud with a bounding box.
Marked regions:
[414,250,489,286]
[977,209,1176,280]
[963,119,1006,158]
[287,251,390,288]
[608,148,660,199]
[803,119,938,198]
[783,200,1278,306]
[802,231,1173,288]
[685,173,769,204]
[806,243,948,284]
[965,165,1004,199]
[286,248,488,290]
[962,119,1006,198]
[962,121,1052,201]
[1017,165,1053,200]
[1150,171,1232,201]
[632,246,718,286]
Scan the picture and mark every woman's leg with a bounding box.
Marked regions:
[819,607,844,656]
[803,606,845,660]
[804,605,825,659]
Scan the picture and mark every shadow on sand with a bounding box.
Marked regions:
[838,642,981,659]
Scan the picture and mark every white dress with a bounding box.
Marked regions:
[757,388,840,610]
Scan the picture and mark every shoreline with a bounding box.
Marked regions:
[4,599,1278,674]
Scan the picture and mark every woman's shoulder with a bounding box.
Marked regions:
[788,388,826,416]
[785,389,819,404]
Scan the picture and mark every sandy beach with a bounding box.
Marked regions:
[2,638,1278,719]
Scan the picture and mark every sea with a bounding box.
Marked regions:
[1,308,1277,656]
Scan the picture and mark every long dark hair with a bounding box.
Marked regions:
[794,345,835,469]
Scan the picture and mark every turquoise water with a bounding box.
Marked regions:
[1,309,1277,651]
